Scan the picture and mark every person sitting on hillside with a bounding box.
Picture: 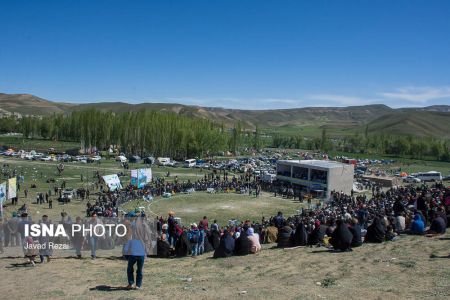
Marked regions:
[365,217,386,243]
[427,212,446,235]
[264,224,278,244]
[274,212,285,229]
[349,218,363,247]
[385,225,397,241]
[246,227,261,253]
[395,212,406,234]
[308,220,325,247]
[213,229,235,258]
[325,218,337,237]
[435,206,448,228]
[293,222,308,246]
[329,219,353,252]
[277,222,294,248]
[235,227,252,255]
[409,214,425,235]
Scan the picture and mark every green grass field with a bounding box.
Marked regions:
[122,192,304,226]
[0,135,80,152]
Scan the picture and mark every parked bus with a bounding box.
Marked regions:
[412,171,442,182]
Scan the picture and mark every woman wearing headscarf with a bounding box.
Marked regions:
[213,230,235,258]
[293,222,308,246]
[235,227,252,255]
[365,217,386,243]
[175,231,191,257]
[246,227,262,253]
[329,219,353,252]
[203,230,214,253]
[277,222,294,248]
[409,214,425,235]
[208,227,221,249]
[308,220,325,247]
[427,212,446,234]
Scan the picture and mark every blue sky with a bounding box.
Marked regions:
[1,0,450,109]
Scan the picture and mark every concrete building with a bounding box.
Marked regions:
[276,160,354,199]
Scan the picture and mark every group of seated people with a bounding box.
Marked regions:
[155,182,449,257]
[156,218,262,258]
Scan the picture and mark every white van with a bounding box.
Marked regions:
[157,157,171,166]
[184,159,196,168]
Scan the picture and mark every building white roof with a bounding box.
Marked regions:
[277,159,348,169]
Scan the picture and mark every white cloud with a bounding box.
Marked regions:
[379,86,450,103]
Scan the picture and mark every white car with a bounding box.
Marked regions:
[116,155,127,163]
[40,156,52,161]
[90,155,102,161]
[403,176,421,183]
[33,153,45,160]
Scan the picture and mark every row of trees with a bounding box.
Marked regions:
[18,110,231,158]
[272,129,450,162]
[1,111,449,161]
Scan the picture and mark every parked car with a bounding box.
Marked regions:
[33,153,45,160]
[129,155,142,163]
[403,176,421,183]
[143,157,155,165]
[116,155,127,163]
[90,155,102,162]
[166,161,179,167]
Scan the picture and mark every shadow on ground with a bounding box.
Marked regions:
[89,285,133,292]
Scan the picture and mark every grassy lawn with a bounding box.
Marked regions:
[0,136,80,152]
[121,192,305,226]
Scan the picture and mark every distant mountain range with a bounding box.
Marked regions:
[1,92,450,138]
